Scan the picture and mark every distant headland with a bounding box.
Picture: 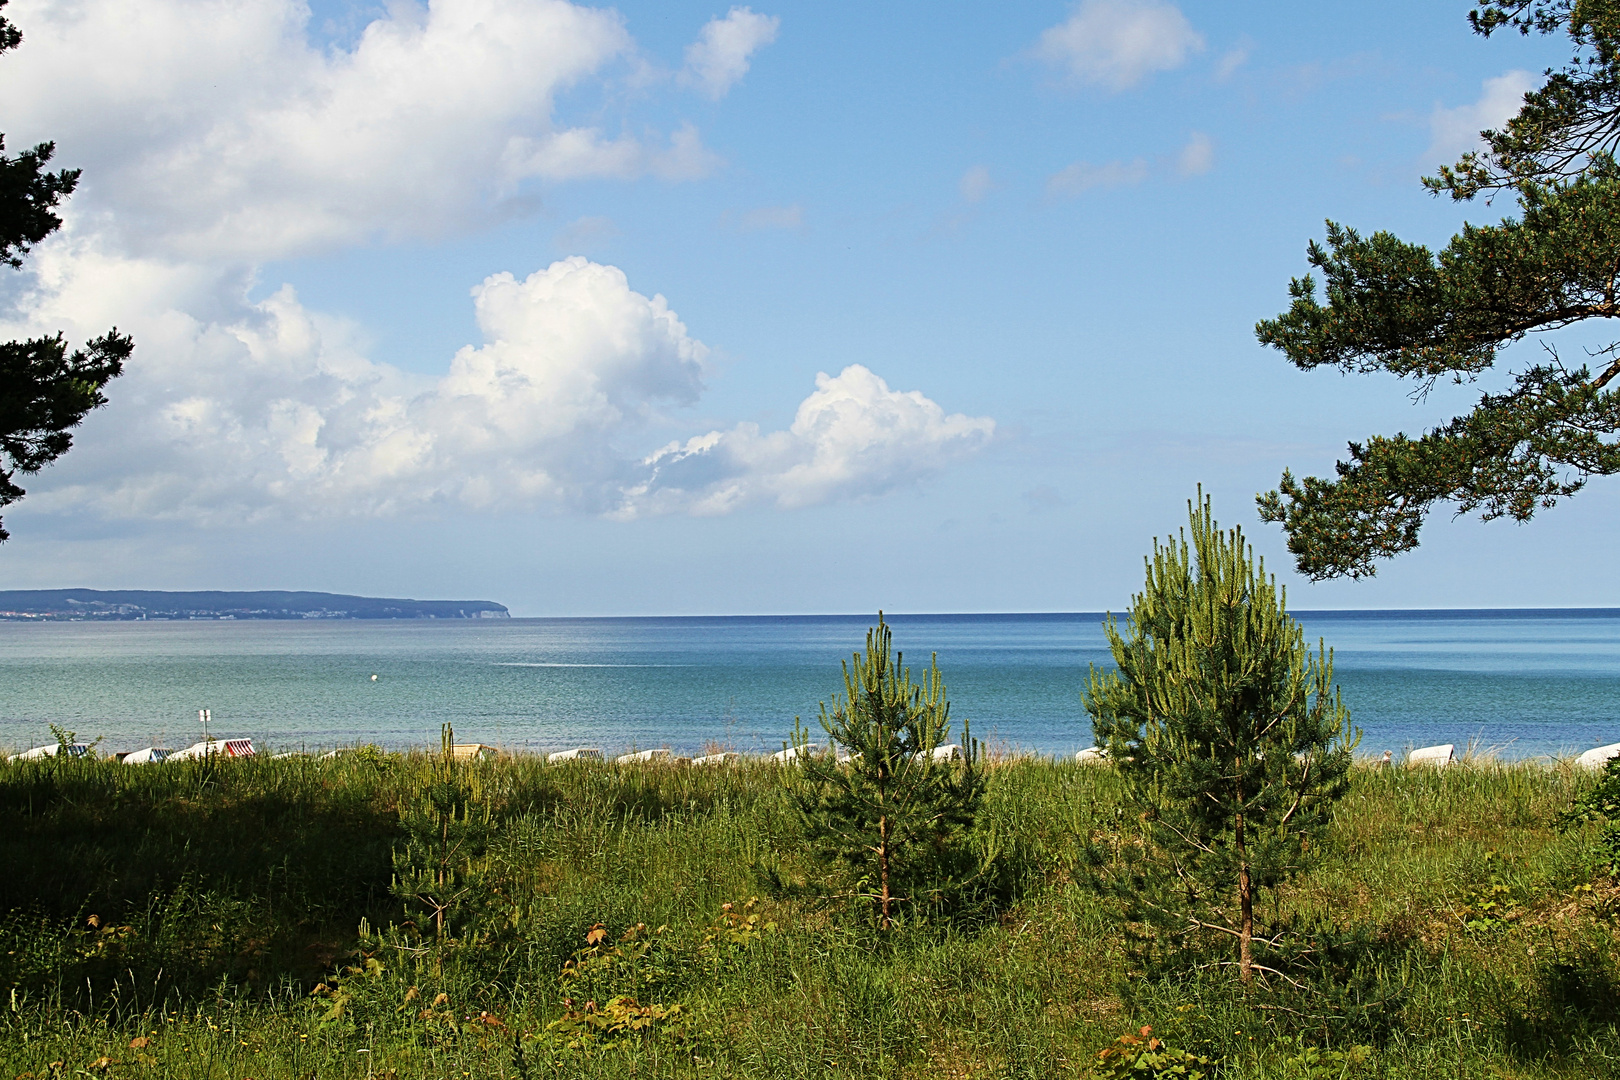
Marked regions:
[0,589,510,621]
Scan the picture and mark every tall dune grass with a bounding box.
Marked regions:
[0,752,1614,1077]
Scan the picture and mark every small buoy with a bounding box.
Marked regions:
[370,674,378,681]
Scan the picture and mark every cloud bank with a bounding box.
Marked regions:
[0,0,990,529]
[11,250,992,523]
[0,0,730,261]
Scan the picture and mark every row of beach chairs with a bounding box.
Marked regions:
[7,738,256,764]
[4,741,739,766]
[24,738,1615,770]
[1072,740,1620,770]
[544,747,738,766]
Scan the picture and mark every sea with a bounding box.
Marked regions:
[0,610,1617,761]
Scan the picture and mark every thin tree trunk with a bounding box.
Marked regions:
[1236,801,1253,984]
[878,813,891,931]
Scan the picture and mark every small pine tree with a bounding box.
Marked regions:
[1085,492,1358,983]
[791,614,984,930]
[391,724,495,942]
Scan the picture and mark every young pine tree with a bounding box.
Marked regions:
[791,615,984,930]
[1085,492,1358,983]
[391,724,495,943]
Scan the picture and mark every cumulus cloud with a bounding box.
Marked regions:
[0,1,990,530]
[1036,0,1203,91]
[681,6,780,99]
[621,366,995,517]
[1426,70,1535,167]
[10,251,989,522]
[0,0,719,261]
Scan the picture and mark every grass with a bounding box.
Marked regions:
[0,750,1615,1078]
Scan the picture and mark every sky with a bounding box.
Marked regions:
[0,0,1608,616]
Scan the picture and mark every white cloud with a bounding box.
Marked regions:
[0,1,991,531]
[959,165,994,203]
[1047,157,1150,197]
[1176,132,1214,177]
[0,0,719,261]
[1215,41,1251,81]
[621,366,995,517]
[9,249,989,522]
[1426,70,1535,167]
[1047,132,1212,197]
[1036,0,1203,91]
[681,6,780,99]
[738,205,803,230]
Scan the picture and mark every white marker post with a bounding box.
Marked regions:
[198,708,211,746]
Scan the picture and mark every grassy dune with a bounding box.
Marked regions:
[0,752,1615,1078]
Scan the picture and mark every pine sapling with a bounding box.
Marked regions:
[791,614,984,930]
[391,723,495,943]
[1085,491,1358,983]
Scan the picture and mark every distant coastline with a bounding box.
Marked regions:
[0,589,510,621]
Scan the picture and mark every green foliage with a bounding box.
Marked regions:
[1458,850,1525,932]
[789,614,985,929]
[1437,1,1620,201]
[1255,2,1620,579]
[1557,755,1620,873]
[1282,1041,1373,1079]
[389,725,496,942]
[543,924,689,1053]
[1086,492,1358,982]
[0,0,128,543]
[1092,1027,1217,1079]
[0,747,1613,1077]
[543,994,688,1053]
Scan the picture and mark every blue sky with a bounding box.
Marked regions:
[0,0,1607,615]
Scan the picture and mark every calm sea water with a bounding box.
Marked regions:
[0,611,1616,760]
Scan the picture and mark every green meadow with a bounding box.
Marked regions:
[0,750,1615,1079]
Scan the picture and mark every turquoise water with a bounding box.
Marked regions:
[0,611,1616,759]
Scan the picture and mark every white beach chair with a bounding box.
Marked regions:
[1576,742,1620,770]
[11,743,92,761]
[930,744,963,762]
[1075,746,1106,764]
[547,748,602,764]
[616,748,670,764]
[168,738,254,761]
[121,747,171,765]
[691,752,738,766]
[770,745,810,764]
[1407,743,1454,768]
